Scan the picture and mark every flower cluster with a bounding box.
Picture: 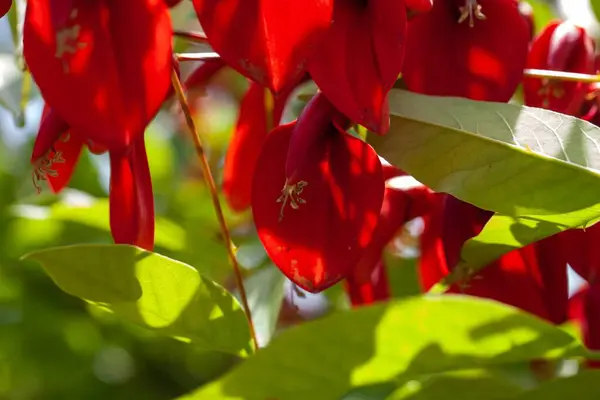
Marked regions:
[20,0,600,362]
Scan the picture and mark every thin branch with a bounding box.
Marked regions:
[523,68,600,84]
[173,30,209,43]
[175,52,221,62]
[170,67,259,351]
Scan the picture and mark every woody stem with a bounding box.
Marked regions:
[170,67,259,350]
[175,52,221,62]
[523,68,600,83]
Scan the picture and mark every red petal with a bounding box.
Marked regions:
[523,21,595,115]
[557,222,600,283]
[110,149,138,245]
[183,59,225,92]
[309,0,406,133]
[191,0,333,93]
[223,82,270,212]
[31,106,83,194]
[345,260,390,306]
[403,0,529,102]
[23,0,172,151]
[131,135,155,250]
[109,137,155,250]
[0,0,11,18]
[581,283,600,359]
[252,124,384,292]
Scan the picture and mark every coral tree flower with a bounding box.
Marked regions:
[252,93,384,293]
[30,106,155,251]
[344,163,435,306]
[523,20,595,115]
[308,0,407,134]
[191,0,334,94]
[23,0,172,152]
[403,0,530,102]
[419,195,568,324]
[25,1,170,251]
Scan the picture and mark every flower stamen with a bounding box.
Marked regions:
[458,0,486,28]
[276,179,308,222]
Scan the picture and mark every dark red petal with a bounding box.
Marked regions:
[557,222,600,283]
[164,0,182,7]
[0,0,11,18]
[223,82,270,212]
[419,195,492,290]
[523,20,595,114]
[110,149,138,245]
[252,124,384,292]
[272,73,311,126]
[344,176,434,306]
[284,93,348,184]
[24,0,172,151]
[518,1,535,42]
[131,135,155,250]
[191,0,333,93]
[581,283,600,366]
[31,105,70,162]
[403,0,529,102]
[309,0,406,133]
[345,260,390,306]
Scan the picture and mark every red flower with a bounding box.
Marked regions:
[344,164,435,306]
[308,0,406,134]
[405,0,433,13]
[23,0,172,152]
[420,195,568,324]
[523,20,595,115]
[31,106,155,251]
[570,284,600,367]
[403,0,530,102]
[252,93,384,292]
[191,0,333,94]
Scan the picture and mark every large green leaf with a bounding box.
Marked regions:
[180,295,584,400]
[510,370,600,399]
[371,89,600,279]
[22,244,253,356]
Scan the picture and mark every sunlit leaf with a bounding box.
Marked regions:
[180,295,584,400]
[371,89,600,281]
[23,244,254,356]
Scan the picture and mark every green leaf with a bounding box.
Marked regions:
[22,244,254,356]
[591,0,600,25]
[371,89,600,280]
[180,295,584,400]
[387,369,524,399]
[509,371,600,399]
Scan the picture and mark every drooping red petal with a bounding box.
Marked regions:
[31,106,83,194]
[272,73,311,126]
[223,82,270,212]
[252,124,384,292]
[110,149,138,246]
[0,0,11,18]
[191,0,333,94]
[308,0,406,133]
[23,0,172,151]
[403,0,530,102]
[523,20,595,115]
[131,135,155,250]
[577,283,600,367]
[518,1,535,42]
[109,136,155,250]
